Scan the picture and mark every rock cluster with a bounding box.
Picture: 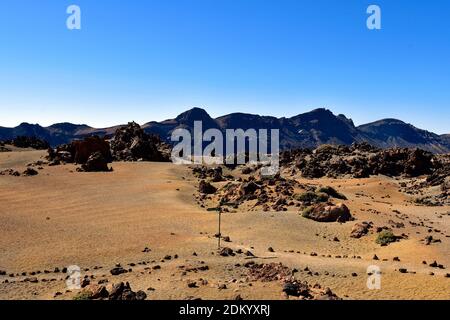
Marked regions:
[246,262,341,300]
[0,141,11,152]
[282,281,340,300]
[110,122,170,162]
[6,136,50,150]
[192,166,226,182]
[281,143,435,179]
[247,263,295,282]
[47,136,112,172]
[77,282,147,300]
[217,174,302,212]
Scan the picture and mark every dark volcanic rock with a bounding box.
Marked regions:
[79,151,111,172]
[281,144,437,179]
[72,136,112,164]
[283,281,310,298]
[240,181,260,196]
[47,135,111,166]
[110,122,169,162]
[10,136,50,150]
[109,282,146,301]
[219,247,235,257]
[22,168,38,176]
[199,180,217,194]
[110,267,128,276]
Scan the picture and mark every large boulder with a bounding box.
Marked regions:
[350,222,372,238]
[302,203,353,223]
[72,136,112,164]
[79,152,111,172]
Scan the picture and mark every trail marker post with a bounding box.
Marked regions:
[218,211,221,250]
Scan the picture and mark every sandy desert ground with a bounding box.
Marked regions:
[0,148,449,300]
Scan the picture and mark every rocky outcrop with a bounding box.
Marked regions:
[108,282,147,301]
[71,136,112,164]
[8,136,50,150]
[110,122,170,162]
[47,136,111,165]
[281,143,435,179]
[79,282,147,300]
[79,152,111,172]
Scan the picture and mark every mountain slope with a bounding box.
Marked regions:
[358,119,450,153]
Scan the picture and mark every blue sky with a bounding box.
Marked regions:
[0,0,449,133]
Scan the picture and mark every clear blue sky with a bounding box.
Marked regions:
[0,0,449,133]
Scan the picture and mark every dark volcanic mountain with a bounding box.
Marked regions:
[1,108,449,153]
[358,119,449,154]
[440,134,450,145]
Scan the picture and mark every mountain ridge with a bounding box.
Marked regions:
[1,107,449,153]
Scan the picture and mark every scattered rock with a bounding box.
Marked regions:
[110,267,128,276]
[219,247,235,257]
[22,168,38,176]
[350,222,372,238]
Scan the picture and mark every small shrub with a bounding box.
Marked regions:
[72,291,93,300]
[301,206,314,218]
[315,192,330,202]
[295,191,329,204]
[376,230,397,246]
[295,192,317,202]
[316,186,347,200]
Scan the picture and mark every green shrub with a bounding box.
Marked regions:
[315,192,330,202]
[295,191,329,204]
[316,186,347,200]
[301,206,314,218]
[295,191,316,202]
[375,230,397,245]
[72,291,93,300]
